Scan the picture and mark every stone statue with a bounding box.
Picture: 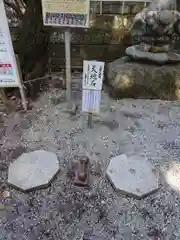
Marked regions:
[126,0,180,64]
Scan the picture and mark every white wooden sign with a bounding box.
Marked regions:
[41,0,90,28]
[0,1,21,87]
[82,60,104,91]
[82,60,104,113]
[0,1,27,110]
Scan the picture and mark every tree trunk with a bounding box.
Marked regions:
[177,0,180,11]
[16,0,49,78]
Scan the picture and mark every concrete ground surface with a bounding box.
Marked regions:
[0,85,180,239]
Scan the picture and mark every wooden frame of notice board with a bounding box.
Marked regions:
[41,0,90,28]
[0,0,27,111]
[0,55,27,112]
[41,0,90,107]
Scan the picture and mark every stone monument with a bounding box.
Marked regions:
[126,0,180,64]
[106,0,180,100]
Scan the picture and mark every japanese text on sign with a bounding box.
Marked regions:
[41,0,90,27]
[82,90,101,113]
[82,60,104,91]
[44,13,87,26]
[82,60,104,114]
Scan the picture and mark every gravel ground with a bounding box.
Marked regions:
[1,81,180,239]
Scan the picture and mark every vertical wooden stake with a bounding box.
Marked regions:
[100,0,102,15]
[87,112,93,128]
[65,28,72,106]
[19,85,27,111]
[16,55,27,111]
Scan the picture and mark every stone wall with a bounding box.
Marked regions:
[48,15,132,71]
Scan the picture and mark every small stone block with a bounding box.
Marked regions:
[8,150,59,191]
[106,154,159,199]
[64,102,77,115]
[74,156,90,186]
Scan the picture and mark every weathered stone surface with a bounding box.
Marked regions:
[145,0,172,11]
[126,45,180,64]
[106,154,159,199]
[129,0,180,67]
[131,0,173,31]
[106,57,180,100]
[8,150,59,191]
[159,10,177,25]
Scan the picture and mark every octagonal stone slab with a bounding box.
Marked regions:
[106,154,159,199]
[8,150,59,191]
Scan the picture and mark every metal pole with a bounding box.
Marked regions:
[64,28,72,105]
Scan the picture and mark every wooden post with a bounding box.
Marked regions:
[19,85,27,111]
[64,28,72,106]
[121,1,125,16]
[16,55,27,111]
[87,112,93,128]
[100,0,102,15]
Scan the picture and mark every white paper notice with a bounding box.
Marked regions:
[82,60,104,91]
[82,89,101,113]
[0,1,20,87]
[82,60,104,114]
[41,0,90,28]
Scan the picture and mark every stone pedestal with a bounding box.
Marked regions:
[126,45,180,65]
[106,57,180,100]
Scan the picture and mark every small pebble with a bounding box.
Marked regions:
[2,190,10,198]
